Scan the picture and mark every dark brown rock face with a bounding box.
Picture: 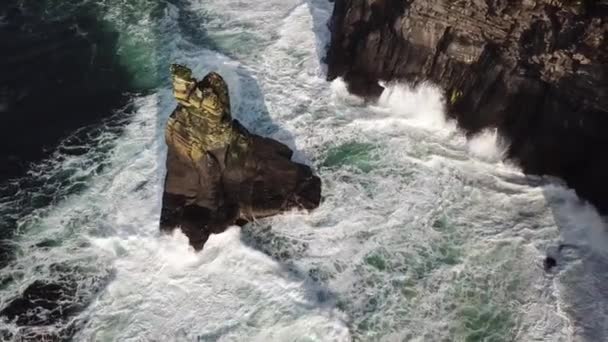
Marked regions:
[326,0,608,212]
[161,65,321,250]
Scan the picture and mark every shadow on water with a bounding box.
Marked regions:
[305,0,334,73]
[0,0,161,268]
[232,0,344,328]
[0,0,134,267]
[497,165,608,340]
[162,0,340,321]
[541,186,608,341]
[303,0,608,338]
[0,0,161,339]
[240,222,341,313]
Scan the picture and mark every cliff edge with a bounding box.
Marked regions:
[326,0,608,212]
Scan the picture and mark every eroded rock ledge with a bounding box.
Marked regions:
[161,65,321,249]
[326,0,608,212]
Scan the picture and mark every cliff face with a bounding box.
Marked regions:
[326,0,608,212]
[161,65,321,249]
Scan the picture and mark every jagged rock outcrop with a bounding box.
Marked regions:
[161,65,321,249]
[326,0,608,212]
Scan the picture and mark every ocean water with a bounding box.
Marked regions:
[0,0,163,181]
[1,0,608,341]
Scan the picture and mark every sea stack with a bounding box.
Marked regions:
[161,64,321,249]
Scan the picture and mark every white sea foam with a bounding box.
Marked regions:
[2,0,608,341]
[467,128,509,163]
[375,82,453,132]
[330,78,365,106]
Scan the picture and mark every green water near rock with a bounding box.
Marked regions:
[321,142,379,173]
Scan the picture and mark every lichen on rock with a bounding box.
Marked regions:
[166,64,246,164]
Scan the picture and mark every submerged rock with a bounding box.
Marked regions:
[326,0,608,212]
[161,65,321,250]
[544,256,557,271]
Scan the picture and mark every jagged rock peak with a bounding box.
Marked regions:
[161,65,322,249]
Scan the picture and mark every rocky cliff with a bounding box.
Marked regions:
[326,0,608,212]
[161,65,321,249]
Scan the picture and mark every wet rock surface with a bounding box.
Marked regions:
[161,65,321,249]
[326,0,608,212]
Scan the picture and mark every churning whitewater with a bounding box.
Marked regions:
[1,0,608,341]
